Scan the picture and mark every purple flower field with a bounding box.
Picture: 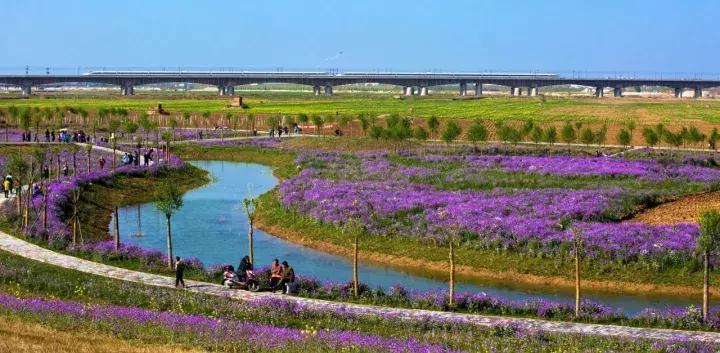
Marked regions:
[0,293,461,353]
[281,150,720,263]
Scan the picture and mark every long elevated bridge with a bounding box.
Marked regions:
[1,71,718,98]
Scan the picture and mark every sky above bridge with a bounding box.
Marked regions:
[1,0,718,75]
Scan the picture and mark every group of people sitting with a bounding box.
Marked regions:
[236,256,296,294]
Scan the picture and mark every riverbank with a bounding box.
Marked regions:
[254,190,717,298]
[171,143,717,298]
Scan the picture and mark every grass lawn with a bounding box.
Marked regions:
[3,94,720,124]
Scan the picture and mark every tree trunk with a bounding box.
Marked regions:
[704,250,710,323]
[248,220,254,266]
[23,162,32,227]
[449,240,455,306]
[114,206,120,251]
[72,153,76,175]
[42,183,48,231]
[112,145,116,170]
[353,234,359,297]
[575,237,581,318]
[87,150,91,173]
[166,215,174,270]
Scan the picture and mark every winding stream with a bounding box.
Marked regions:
[114,160,697,315]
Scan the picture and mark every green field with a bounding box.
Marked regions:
[3,93,720,124]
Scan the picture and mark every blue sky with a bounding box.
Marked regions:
[1,0,717,74]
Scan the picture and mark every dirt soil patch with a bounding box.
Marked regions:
[631,191,720,225]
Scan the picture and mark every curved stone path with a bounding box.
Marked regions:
[1,145,720,343]
[2,228,719,343]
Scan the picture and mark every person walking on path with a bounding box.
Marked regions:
[98,156,106,170]
[175,256,186,288]
[269,259,283,293]
[2,178,10,198]
[279,260,295,294]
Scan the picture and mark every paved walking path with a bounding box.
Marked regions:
[0,195,719,343]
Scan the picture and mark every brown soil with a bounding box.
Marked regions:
[631,191,720,225]
[255,218,716,297]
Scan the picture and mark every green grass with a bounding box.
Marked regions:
[4,93,720,123]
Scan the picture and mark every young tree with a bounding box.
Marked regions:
[85,144,93,173]
[626,120,637,145]
[617,129,632,147]
[311,115,324,135]
[594,124,608,146]
[4,153,28,214]
[687,126,706,148]
[182,112,191,128]
[168,117,179,141]
[343,217,364,297]
[427,116,440,139]
[242,197,258,265]
[698,210,720,323]
[369,126,384,140]
[709,128,720,150]
[642,128,659,148]
[154,182,184,270]
[543,126,558,145]
[580,127,595,146]
[467,120,488,146]
[441,121,462,144]
[414,126,429,141]
[530,126,544,144]
[520,120,535,141]
[138,112,153,141]
[573,227,583,318]
[561,122,576,145]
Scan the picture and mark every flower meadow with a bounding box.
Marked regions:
[0,144,195,271]
[0,293,463,353]
[280,149,720,266]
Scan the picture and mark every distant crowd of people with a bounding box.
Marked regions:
[121,148,154,167]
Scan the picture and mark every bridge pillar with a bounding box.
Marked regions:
[121,84,134,96]
[474,83,483,96]
[218,85,227,96]
[694,85,703,98]
[21,85,31,96]
[226,85,235,96]
[528,87,538,96]
[404,86,413,96]
[459,83,467,96]
[613,86,623,98]
[420,87,428,96]
[594,87,604,98]
[313,85,321,96]
[324,84,333,96]
[509,86,516,96]
[674,87,683,98]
